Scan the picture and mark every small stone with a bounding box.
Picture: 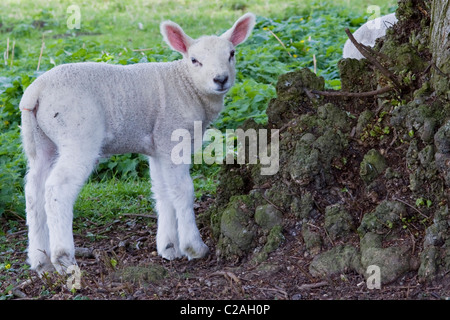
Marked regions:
[358,200,405,235]
[356,110,375,136]
[255,204,283,230]
[434,121,450,154]
[360,149,387,185]
[309,245,362,278]
[291,293,302,300]
[301,224,322,255]
[324,204,354,241]
[263,225,284,254]
[219,196,255,256]
[360,233,414,284]
[116,263,167,284]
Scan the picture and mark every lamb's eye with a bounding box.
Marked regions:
[191,57,201,66]
[229,50,235,61]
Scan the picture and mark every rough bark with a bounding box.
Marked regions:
[430,0,450,97]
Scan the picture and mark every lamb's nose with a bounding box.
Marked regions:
[213,75,229,86]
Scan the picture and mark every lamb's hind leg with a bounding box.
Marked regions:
[25,135,57,275]
[44,146,98,274]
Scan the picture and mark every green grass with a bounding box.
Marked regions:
[1,0,396,50]
[75,178,154,222]
[0,0,396,298]
[0,0,397,215]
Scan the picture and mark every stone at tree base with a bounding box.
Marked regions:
[266,68,324,126]
[254,225,285,263]
[115,264,167,284]
[418,206,450,282]
[290,192,314,220]
[434,121,450,187]
[216,195,256,258]
[356,110,375,136]
[338,58,376,93]
[357,200,405,235]
[324,204,354,241]
[359,149,387,185]
[255,204,283,230]
[309,245,362,278]
[301,224,322,255]
[360,232,418,285]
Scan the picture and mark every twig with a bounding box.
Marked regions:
[323,228,335,247]
[431,62,450,79]
[4,209,25,220]
[10,40,15,67]
[209,271,245,295]
[6,229,27,237]
[120,213,157,219]
[311,86,393,98]
[261,194,287,215]
[418,5,428,17]
[259,286,288,299]
[267,29,293,58]
[275,118,300,137]
[108,283,128,292]
[303,87,319,105]
[132,48,153,52]
[296,264,316,282]
[208,271,241,284]
[313,54,317,74]
[306,222,321,230]
[359,40,392,62]
[345,28,403,91]
[37,40,45,71]
[297,280,328,290]
[391,196,429,220]
[11,277,37,299]
[5,37,9,65]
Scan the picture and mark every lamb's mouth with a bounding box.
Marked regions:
[214,86,230,94]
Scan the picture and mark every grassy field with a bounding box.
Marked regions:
[0,0,396,299]
[1,0,396,48]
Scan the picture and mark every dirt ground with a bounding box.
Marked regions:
[5,202,449,301]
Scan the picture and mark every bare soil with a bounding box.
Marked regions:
[5,203,449,301]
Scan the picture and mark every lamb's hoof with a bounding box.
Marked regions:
[35,262,55,278]
[51,252,77,275]
[159,242,183,260]
[183,242,209,260]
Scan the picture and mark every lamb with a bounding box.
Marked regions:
[20,13,256,275]
[342,12,398,60]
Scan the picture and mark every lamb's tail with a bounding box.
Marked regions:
[19,79,43,160]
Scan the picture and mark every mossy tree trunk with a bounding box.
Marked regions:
[430,0,450,97]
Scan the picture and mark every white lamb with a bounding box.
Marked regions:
[20,13,256,274]
[343,12,398,60]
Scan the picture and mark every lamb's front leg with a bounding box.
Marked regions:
[150,157,182,260]
[158,159,209,260]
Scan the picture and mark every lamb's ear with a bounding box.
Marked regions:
[221,13,256,46]
[160,21,193,56]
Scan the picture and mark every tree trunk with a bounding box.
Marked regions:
[430,0,450,97]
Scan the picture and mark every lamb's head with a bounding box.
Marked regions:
[161,13,255,96]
